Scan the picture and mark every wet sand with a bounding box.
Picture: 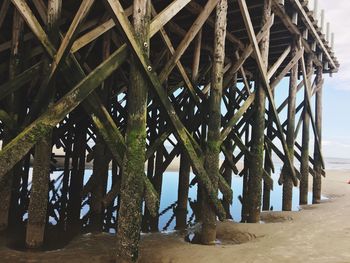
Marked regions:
[139,169,350,263]
[0,169,349,262]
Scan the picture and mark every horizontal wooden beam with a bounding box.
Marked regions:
[289,0,337,70]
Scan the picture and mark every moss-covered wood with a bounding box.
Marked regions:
[201,0,227,245]
[115,1,150,262]
[0,8,24,231]
[0,45,128,181]
[106,0,227,220]
[0,0,333,260]
[246,0,271,223]
[239,0,298,186]
[176,29,201,230]
[89,31,112,233]
[25,134,51,248]
[26,0,62,248]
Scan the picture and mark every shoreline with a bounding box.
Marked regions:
[0,169,349,262]
[51,148,350,173]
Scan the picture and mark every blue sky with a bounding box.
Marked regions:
[316,0,350,158]
[272,1,350,159]
[266,1,349,159]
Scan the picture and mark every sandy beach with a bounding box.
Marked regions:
[0,168,349,262]
[139,169,350,263]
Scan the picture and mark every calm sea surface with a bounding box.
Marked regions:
[43,157,350,232]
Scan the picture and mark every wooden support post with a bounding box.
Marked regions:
[0,9,24,231]
[313,66,323,204]
[90,32,112,232]
[109,160,120,231]
[0,0,10,30]
[58,128,72,228]
[263,94,274,210]
[282,40,298,211]
[25,135,52,247]
[247,0,271,223]
[90,137,109,232]
[201,0,227,245]
[176,148,190,229]
[142,106,160,232]
[241,124,250,223]
[0,138,14,231]
[67,109,87,235]
[105,0,227,219]
[262,140,272,210]
[116,1,150,262]
[176,29,201,230]
[300,55,313,205]
[149,113,165,231]
[26,0,62,248]
[223,139,233,218]
[239,0,298,185]
[222,76,237,218]
[141,109,156,232]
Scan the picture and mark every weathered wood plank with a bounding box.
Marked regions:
[0,7,24,231]
[300,53,325,169]
[282,40,298,211]
[71,19,115,53]
[0,0,10,29]
[0,62,42,101]
[104,0,227,219]
[267,45,291,79]
[12,0,56,57]
[116,1,150,260]
[201,0,228,244]
[153,5,201,106]
[220,92,255,143]
[187,1,244,50]
[223,15,274,90]
[239,0,297,186]
[300,54,312,205]
[313,66,323,203]
[11,0,197,217]
[289,0,336,70]
[270,0,323,68]
[71,6,134,53]
[150,0,191,37]
[0,46,128,181]
[48,0,95,79]
[26,0,62,249]
[158,0,219,83]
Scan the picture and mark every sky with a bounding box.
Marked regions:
[319,0,350,158]
[305,0,350,159]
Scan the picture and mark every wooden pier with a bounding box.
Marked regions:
[0,0,339,262]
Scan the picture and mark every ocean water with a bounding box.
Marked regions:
[151,157,350,230]
[325,157,350,170]
[157,172,311,231]
[42,157,350,232]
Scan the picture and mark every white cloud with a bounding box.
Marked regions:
[318,0,350,90]
[322,137,350,158]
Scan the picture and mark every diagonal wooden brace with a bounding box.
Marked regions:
[104,0,227,219]
[300,53,325,169]
[0,46,128,181]
[238,0,298,186]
